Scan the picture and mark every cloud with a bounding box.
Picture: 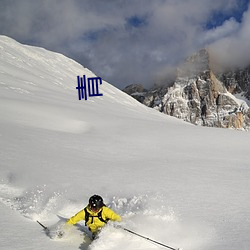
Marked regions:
[0,0,249,89]
[209,4,250,69]
[200,18,240,45]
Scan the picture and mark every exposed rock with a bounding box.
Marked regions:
[123,49,250,130]
[123,84,147,103]
[217,66,250,99]
[123,84,147,95]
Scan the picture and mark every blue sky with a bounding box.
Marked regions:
[206,0,249,28]
[0,0,249,89]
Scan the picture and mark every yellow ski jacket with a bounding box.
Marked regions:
[67,206,121,233]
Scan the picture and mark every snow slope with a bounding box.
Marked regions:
[0,35,250,250]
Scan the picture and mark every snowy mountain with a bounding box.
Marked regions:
[1,36,250,250]
[124,49,250,130]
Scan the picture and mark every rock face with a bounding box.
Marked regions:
[123,84,147,103]
[217,66,250,100]
[123,49,250,130]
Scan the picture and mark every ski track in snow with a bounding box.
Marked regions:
[0,180,211,250]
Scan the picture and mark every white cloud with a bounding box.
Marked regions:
[201,18,240,45]
[0,0,249,88]
[209,5,250,68]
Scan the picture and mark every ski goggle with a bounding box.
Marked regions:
[90,204,101,211]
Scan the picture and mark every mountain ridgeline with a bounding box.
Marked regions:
[123,49,250,130]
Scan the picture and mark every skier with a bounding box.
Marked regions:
[66,194,121,239]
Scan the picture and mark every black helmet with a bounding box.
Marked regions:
[89,195,104,210]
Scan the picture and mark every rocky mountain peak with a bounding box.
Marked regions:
[177,49,210,78]
[123,49,250,130]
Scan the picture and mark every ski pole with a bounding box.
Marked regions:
[37,220,48,231]
[122,227,180,250]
